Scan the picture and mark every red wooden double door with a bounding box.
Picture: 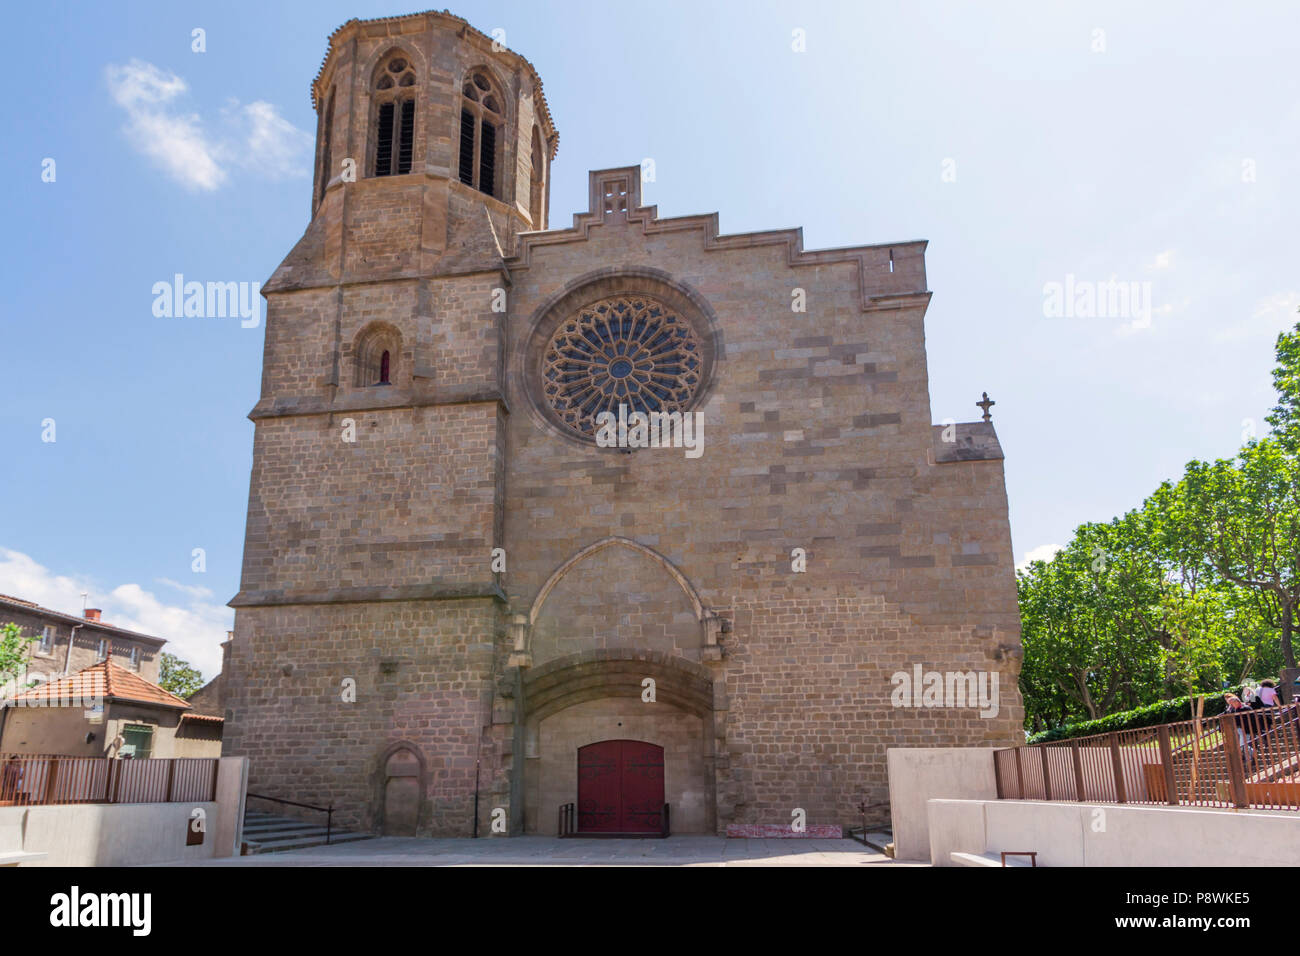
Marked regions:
[577,739,665,834]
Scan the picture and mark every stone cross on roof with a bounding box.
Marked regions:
[977,392,995,423]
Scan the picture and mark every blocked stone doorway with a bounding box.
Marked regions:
[380,743,424,836]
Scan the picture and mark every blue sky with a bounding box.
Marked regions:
[2,1,1297,678]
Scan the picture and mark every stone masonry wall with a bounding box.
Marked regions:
[499,176,1024,831]
[237,403,500,597]
[223,599,498,835]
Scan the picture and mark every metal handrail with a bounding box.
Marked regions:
[995,701,1300,810]
[246,792,334,845]
[556,801,669,837]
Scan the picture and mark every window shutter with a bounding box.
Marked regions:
[375,102,395,177]
[397,100,414,175]
[479,120,496,197]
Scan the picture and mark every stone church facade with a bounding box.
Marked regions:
[224,10,1024,837]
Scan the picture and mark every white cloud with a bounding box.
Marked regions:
[229,100,312,179]
[155,577,215,600]
[0,548,229,680]
[1016,542,1063,571]
[1253,291,1300,322]
[1146,250,1176,271]
[106,59,310,191]
[1212,290,1300,344]
[106,59,225,191]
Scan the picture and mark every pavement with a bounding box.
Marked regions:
[177,835,921,867]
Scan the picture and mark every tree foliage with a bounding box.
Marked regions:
[0,622,36,692]
[1020,321,1300,730]
[159,652,204,698]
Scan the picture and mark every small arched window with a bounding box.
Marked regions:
[459,69,504,198]
[353,324,401,387]
[318,87,336,203]
[372,54,416,177]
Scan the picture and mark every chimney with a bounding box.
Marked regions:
[84,608,102,622]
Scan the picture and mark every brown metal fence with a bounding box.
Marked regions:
[0,754,218,807]
[995,702,1300,810]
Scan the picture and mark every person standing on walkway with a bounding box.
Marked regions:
[1224,694,1256,769]
[1258,680,1281,708]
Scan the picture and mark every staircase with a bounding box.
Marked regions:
[847,826,894,855]
[241,809,374,855]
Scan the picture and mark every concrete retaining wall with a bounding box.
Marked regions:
[928,798,1300,866]
[1,756,247,866]
[887,747,1000,860]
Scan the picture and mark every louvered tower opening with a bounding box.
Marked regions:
[370,55,416,179]
[375,102,395,177]
[459,109,476,186]
[397,100,414,175]
[478,121,496,198]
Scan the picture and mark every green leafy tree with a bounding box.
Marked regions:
[159,652,204,698]
[1214,596,1280,685]
[1155,586,1235,701]
[1017,519,1167,729]
[1178,439,1300,670]
[0,622,37,696]
[1020,320,1300,729]
[1266,316,1300,453]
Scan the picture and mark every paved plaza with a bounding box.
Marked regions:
[180,836,915,867]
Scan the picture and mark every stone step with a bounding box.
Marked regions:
[846,826,892,853]
[862,830,893,854]
[242,819,324,834]
[243,830,374,855]
[950,850,1036,867]
[725,824,843,839]
[240,810,374,855]
[247,824,332,839]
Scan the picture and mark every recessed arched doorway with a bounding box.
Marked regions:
[578,739,665,834]
[521,650,717,835]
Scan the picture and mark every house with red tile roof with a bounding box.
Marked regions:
[1,654,222,759]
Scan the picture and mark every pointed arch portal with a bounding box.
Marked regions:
[527,535,707,628]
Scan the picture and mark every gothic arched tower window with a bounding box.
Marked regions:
[458,69,504,198]
[372,54,416,177]
[529,125,545,228]
[317,87,335,202]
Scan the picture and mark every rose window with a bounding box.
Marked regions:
[541,296,702,439]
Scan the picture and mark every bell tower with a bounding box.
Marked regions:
[226,12,558,836]
[302,12,557,272]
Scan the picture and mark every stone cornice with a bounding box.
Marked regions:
[310,9,559,158]
[263,253,512,297]
[229,581,508,609]
[247,388,510,422]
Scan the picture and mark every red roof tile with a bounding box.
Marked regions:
[3,661,190,710]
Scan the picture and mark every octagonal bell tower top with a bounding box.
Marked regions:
[307,10,559,235]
